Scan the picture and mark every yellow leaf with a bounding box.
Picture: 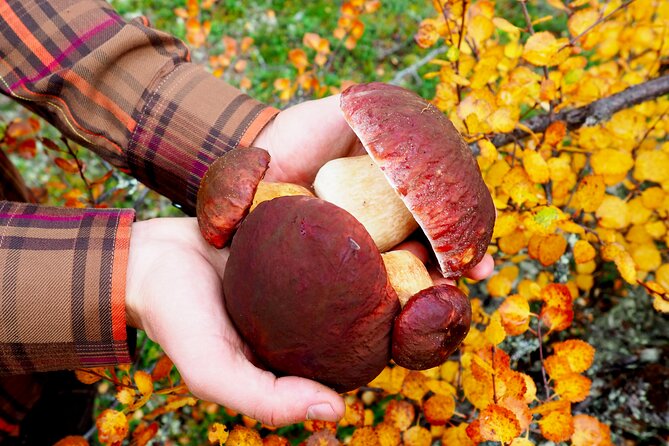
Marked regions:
[571,414,613,446]
[553,339,596,373]
[634,150,669,183]
[544,354,572,379]
[401,371,429,401]
[602,244,637,284]
[523,151,550,184]
[484,312,506,345]
[442,424,476,446]
[403,425,431,446]
[288,48,309,72]
[490,108,516,133]
[488,273,513,298]
[468,15,495,45]
[498,295,531,335]
[537,406,574,442]
[145,396,198,420]
[116,387,135,405]
[415,18,441,48]
[478,404,521,444]
[590,149,634,184]
[522,31,568,66]
[568,9,599,39]
[632,243,661,272]
[96,409,129,444]
[596,195,630,229]
[208,423,229,445]
[573,240,596,264]
[641,187,664,209]
[135,371,153,396]
[426,379,456,396]
[574,175,606,212]
[510,438,535,446]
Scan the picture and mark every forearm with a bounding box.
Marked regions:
[0,0,278,214]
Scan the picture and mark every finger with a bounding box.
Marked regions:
[181,345,345,427]
[391,240,430,263]
[464,254,495,281]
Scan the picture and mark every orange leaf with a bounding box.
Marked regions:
[500,397,532,433]
[132,422,158,446]
[571,414,613,446]
[538,234,567,266]
[553,339,595,373]
[343,400,365,427]
[401,371,429,401]
[544,120,567,146]
[288,49,309,72]
[384,399,415,430]
[540,305,574,332]
[423,394,455,425]
[350,426,379,445]
[208,422,229,445]
[443,423,476,446]
[226,425,262,446]
[306,429,339,445]
[537,407,574,442]
[151,355,174,381]
[75,368,106,385]
[415,18,440,49]
[264,434,289,446]
[478,404,521,443]
[54,436,89,446]
[375,421,401,445]
[544,354,572,380]
[498,295,531,335]
[465,419,486,443]
[96,409,128,445]
[54,157,81,174]
[554,373,592,402]
[573,240,596,264]
[145,395,197,420]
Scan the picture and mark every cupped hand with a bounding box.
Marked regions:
[125,217,345,427]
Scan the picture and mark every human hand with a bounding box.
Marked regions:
[252,94,495,280]
[124,217,345,426]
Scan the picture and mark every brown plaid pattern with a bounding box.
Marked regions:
[0,0,279,437]
[0,200,134,375]
[0,0,279,215]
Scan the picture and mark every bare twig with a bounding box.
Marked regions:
[471,74,669,152]
[562,0,635,50]
[62,137,96,206]
[390,46,447,85]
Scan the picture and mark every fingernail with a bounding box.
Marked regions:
[306,403,337,421]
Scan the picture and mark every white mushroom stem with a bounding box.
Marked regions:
[382,250,433,307]
[250,181,313,211]
[314,154,418,252]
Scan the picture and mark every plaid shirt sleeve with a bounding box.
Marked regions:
[0,0,279,214]
[0,201,135,374]
[0,0,279,374]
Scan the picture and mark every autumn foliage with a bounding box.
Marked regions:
[2,0,667,444]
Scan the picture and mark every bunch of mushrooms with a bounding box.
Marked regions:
[196,83,495,392]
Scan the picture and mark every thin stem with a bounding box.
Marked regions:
[62,137,95,206]
[536,319,551,400]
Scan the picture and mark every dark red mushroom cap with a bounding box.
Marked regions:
[223,195,400,392]
[391,284,472,370]
[340,82,495,278]
[196,147,270,248]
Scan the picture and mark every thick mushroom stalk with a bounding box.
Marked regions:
[382,250,472,370]
[315,155,418,252]
[197,147,312,248]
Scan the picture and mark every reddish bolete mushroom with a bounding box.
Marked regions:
[223,195,400,392]
[197,147,312,248]
[315,82,495,278]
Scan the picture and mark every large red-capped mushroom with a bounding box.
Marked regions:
[223,195,400,392]
[315,82,495,278]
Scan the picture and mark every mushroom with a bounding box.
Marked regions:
[223,195,400,392]
[316,82,496,278]
[381,250,472,370]
[197,147,312,248]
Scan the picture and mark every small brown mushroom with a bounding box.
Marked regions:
[392,284,472,370]
[197,147,312,248]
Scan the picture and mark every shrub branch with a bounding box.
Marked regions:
[480,74,669,150]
